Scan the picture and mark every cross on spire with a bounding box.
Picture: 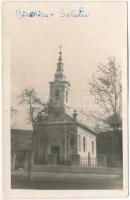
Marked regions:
[58,45,63,57]
[59,45,63,52]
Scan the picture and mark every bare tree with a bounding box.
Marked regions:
[89,57,122,160]
[11,107,18,116]
[89,57,122,129]
[18,88,46,179]
[11,107,19,129]
[11,107,18,112]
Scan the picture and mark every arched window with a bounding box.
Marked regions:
[70,134,74,146]
[92,141,94,155]
[66,91,68,103]
[83,137,85,152]
[79,135,81,151]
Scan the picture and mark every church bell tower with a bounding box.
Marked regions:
[49,46,70,109]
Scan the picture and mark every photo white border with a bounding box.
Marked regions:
[1,0,129,199]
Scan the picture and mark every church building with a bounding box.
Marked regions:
[34,48,97,167]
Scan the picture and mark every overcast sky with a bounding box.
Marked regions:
[3,1,126,129]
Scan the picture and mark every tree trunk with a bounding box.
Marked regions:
[12,153,16,171]
[117,134,123,167]
[28,151,34,180]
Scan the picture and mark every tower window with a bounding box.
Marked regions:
[66,91,68,103]
[55,89,60,100]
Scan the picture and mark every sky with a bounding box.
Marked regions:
[3,1,127,129]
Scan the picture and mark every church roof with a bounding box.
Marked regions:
[77,121,96,135]
[36,109,96,136]
[65,112,96,135]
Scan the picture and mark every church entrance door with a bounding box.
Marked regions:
[51,146,60,164]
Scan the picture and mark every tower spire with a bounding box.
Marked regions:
[49,46,70,108]
[57,45,63,71]
[55,45,65,81]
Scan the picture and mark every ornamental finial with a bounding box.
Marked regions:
[58,45,63,58]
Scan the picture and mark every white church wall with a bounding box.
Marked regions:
[77,127,97,166]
